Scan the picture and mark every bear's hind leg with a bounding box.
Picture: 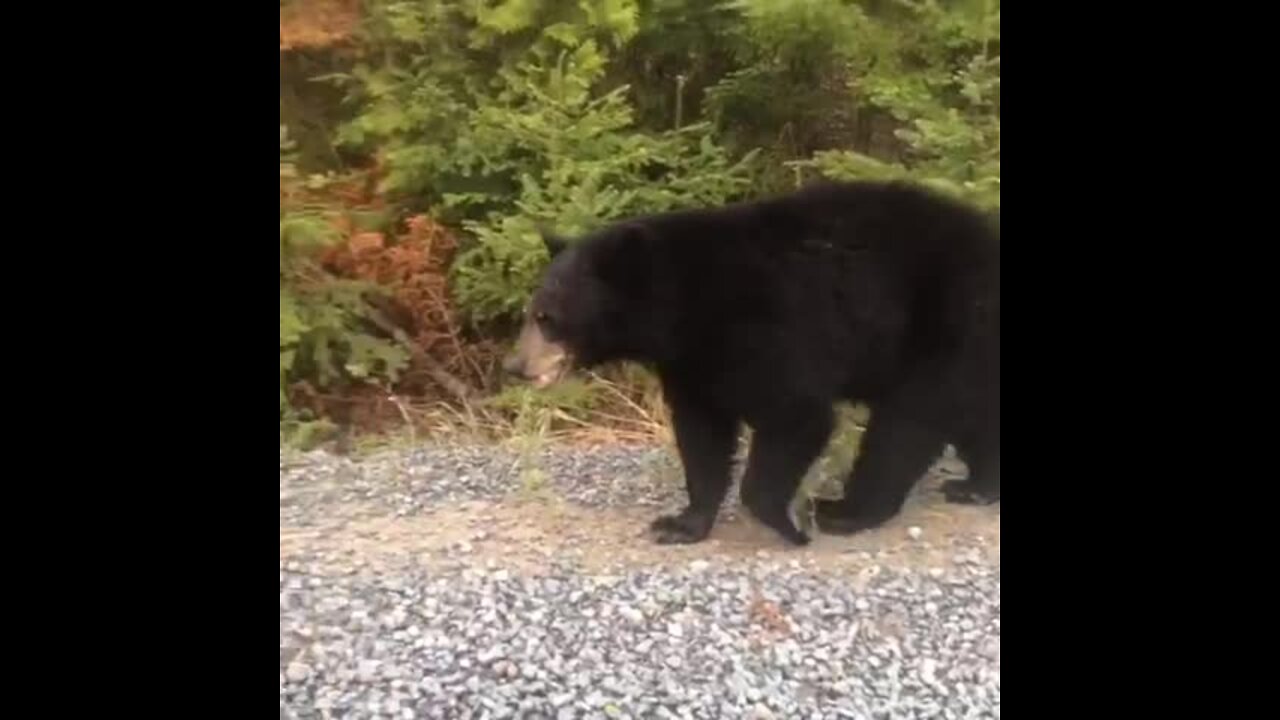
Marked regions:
[943,433,999,505]
[816,399,946,535]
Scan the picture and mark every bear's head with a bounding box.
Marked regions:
[502,223,658,388]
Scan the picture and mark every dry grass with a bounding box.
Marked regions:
[350,370,674,449]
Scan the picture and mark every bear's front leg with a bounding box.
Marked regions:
[738,404,834,546]
[650,391,738,545]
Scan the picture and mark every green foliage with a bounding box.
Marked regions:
[332,0,643,202]
[281,0,1002,432]
[493,384,566,494]
[280,126,411,416]
[333,2,757,324]
[483,374,599,416]
[280,417,341,451]
[705,0,875,151]
[792,402,868,532]
[608,0,744,130]
[470,0,639,48]
[448,47,757,322]
[791,0,1001,208]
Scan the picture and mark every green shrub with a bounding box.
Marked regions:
[447,45,758,323]
[280,0,1002,429]
[791,0,1001,209]
[331,2,757,324]
[279,125,411,416]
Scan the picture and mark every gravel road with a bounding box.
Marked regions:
[280,444,1000,720]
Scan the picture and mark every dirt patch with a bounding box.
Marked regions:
[280,485,998,578]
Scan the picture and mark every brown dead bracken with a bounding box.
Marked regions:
[280,0,360,51]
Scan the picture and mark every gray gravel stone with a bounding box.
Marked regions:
[284,661,311,683]
[281,444,999,720]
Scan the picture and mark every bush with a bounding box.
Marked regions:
[331,2,757,324]
[279,125,411,417]
[705,0,876,155]
[447,45,758,323]
[280,0,1001,434]
[791,0,1001,209]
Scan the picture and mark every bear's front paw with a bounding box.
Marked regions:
[649,510,713,544]
[813,499,893,536]
[941,480,999,506]
[741,501,811,546]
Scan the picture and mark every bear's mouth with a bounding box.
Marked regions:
[530,355,572,389]
[531,370,559,389]
[504,316,576,389]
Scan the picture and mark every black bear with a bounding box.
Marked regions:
[503,180,1000,546]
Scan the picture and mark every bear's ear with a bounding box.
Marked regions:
[540,229,569,258]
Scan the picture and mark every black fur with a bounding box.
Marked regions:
[527,180,1000,545]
